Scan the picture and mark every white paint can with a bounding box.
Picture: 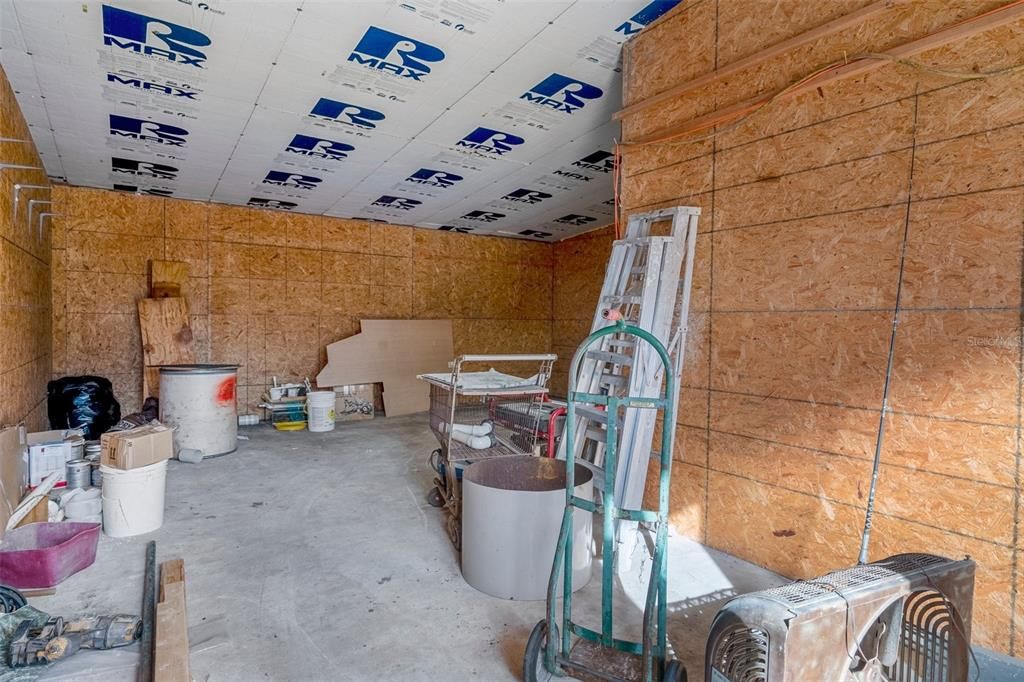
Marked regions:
[100,459,168,537]
[159,364,239,457]
[306,391,336,433]
[462,456,593,600]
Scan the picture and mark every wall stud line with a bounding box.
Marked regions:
[1009,174,1024,654]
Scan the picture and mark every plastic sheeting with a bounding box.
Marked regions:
[419,368,538,390]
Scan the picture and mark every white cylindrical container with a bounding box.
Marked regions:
[462,456,593,600]
[306,391,336,433]
[100,459,168,537]
[159,364,239,457]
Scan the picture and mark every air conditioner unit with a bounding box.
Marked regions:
[705,553,975,682]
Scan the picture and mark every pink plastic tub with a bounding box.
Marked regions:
[0,522,100,588]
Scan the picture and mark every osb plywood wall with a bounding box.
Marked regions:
[553,0,1024,655]
[0,65,51,430]
[50,186,553,416]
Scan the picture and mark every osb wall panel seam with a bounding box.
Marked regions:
[51,186,555,416]
[0,64,51,431]
[549,0,1024,655]
[708,465,1014,549]
[709,423,1017,494]
[699,75,1023,160]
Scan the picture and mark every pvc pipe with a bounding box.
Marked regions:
[450,421,493,437]
[450,430,494,450]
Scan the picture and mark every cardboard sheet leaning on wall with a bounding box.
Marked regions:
[316,320,454,417]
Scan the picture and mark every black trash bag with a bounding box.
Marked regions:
[47,376,121,440]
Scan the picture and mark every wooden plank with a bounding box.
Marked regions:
[138,298,195,400]
[614,0,895,121]
[0,425,24,539]
[149,260,189,299]
[155,558,190,682]
[15,495,48,527]
[624,0,1024,146]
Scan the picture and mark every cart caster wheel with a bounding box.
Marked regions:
[663,659,687,682]
[426,486,445,508]
[523,619,560,682]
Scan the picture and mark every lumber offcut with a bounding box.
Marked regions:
[154,558,190,682]
[138,298,195,400]
[149,260,189,299]
[624,0,1024,146]
[614,0,895,121]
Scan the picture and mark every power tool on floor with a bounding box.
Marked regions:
[9,614,142,667]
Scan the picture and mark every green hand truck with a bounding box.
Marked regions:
[523,320,685,682]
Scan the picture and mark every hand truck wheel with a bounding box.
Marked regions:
[446,515,462,551]
[663,658,687,682]
[425,486,445,507]
[523,619,559,682]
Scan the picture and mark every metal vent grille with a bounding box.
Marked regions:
[709,624,769,682]
[885,590,957,682]
[760,554,949,606]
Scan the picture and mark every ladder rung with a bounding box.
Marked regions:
[601,294,643,305]
[586,350,633,365]
[575,405,609,424]
[584,427,607,442]
[607,338,634,348]
[600,374,627,388]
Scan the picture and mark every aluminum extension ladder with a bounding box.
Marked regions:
[557,206,700,511]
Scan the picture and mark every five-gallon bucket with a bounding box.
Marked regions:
[100,459,168,537]
[306,391,336,433]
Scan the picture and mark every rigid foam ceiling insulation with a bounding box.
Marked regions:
[0,0,681,242]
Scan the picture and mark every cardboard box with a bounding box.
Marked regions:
[26,430,74,488]
[101,423,174,470]
[334,384,375,422]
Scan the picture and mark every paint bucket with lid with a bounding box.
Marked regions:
[159,364,239,458]
[65,459,91,490]
[306,391,336,433]
[66,435,85,461]
[100,459,167,537]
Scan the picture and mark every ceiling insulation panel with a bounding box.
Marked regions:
[0,0,681,240]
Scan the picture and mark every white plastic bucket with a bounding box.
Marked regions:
[306,391,336,433]
[100,459,168,538]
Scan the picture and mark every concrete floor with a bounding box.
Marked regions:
[22,415,1023,681]
[25,415,784,681]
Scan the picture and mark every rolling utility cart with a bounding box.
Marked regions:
[418,354,556,550]
[524,321,684,682]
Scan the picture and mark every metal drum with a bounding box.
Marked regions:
[461,456,593,600]
[158,364,240,458]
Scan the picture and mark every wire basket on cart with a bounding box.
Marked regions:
[418,354,557,550]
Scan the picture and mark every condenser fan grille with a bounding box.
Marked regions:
[705,554,973,682]
[885,590,957,682]
[760,554,950,606]
[709,624,769,682]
